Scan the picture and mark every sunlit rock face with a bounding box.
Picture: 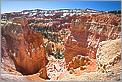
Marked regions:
[96,39,121,75]
[64,14,121,69]
[1,18,48,79]
[1,9,121,81]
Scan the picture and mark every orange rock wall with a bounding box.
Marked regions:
[1,18,48,78]
[64,14,121,66]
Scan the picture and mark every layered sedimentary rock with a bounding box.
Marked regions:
[1,9,121,81]
[1,18,48,79]
[64,14,121,69]
[60,39,121,81]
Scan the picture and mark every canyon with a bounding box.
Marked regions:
[1,9,121,81]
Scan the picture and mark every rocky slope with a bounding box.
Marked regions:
[60,39,121,81]
[1,9,121,81]
[64,14,121,69]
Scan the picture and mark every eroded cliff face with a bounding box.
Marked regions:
[60,38,121,81]
[1,18,48,79]
[64,14,121,70]
[1,10,121,81]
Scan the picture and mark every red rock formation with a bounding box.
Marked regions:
[64,14,121,69]
[1,18,48,79]
[67,55,91,70]
[64,35,89,64]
